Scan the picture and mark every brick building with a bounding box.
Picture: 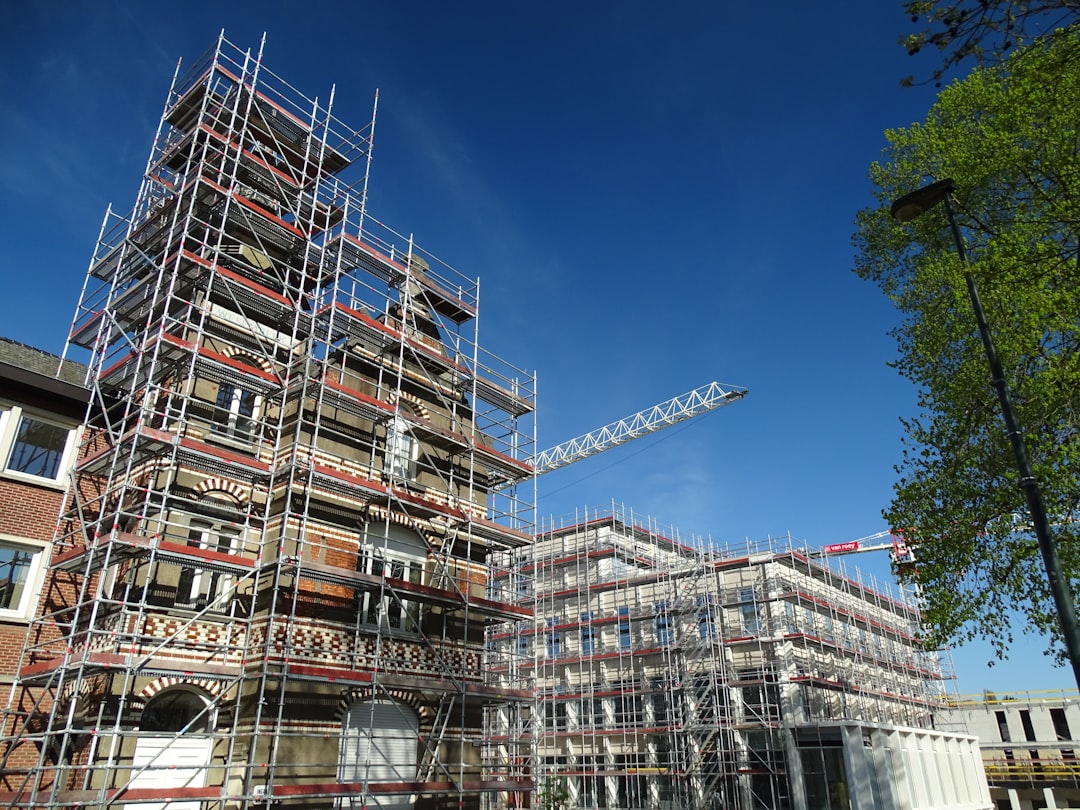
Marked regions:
[0,338,88,776]
[0,339,87,678]
[0,36,534,809]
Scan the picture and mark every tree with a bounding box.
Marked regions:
[853,34,1080,664]
[537,777,570,810]
[901,0,1080,84]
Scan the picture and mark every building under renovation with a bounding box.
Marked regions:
[939,690,1080,810]
[0,35,535,808]
[494,505,992,810]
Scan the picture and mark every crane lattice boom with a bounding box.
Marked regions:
[533,381,748,475]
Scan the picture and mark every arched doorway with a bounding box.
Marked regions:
[130,687,214,810]
[338,697,419,810]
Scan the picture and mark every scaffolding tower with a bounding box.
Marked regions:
[0,34,535,810]
[514,505,955,810]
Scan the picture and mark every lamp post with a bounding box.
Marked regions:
[890,178,1080,690]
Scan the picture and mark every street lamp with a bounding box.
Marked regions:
[890,178,1080,690]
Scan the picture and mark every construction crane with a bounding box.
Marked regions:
[814,530,917,574]
[532,380,748,476]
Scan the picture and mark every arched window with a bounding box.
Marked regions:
[140,688,212,733]
[338,698,418,810]
[356,523,427,633]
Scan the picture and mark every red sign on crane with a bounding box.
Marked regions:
[822,541,859,554]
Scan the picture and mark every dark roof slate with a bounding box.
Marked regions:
[0,337,88,388]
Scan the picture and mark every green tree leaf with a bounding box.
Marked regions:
[901,0,1080,83]
[853,34,1080,666]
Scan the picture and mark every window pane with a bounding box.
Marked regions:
[140,689,209,732]
[385,416,416,478]
[7,416,68,479]
[214,384,257,438]
[0,545,34,610]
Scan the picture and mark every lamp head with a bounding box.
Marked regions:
[890,178,957,222]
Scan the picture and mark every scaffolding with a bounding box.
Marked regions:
[513,504,955,810]
[938,690,1080,806]
[0,34,535,810]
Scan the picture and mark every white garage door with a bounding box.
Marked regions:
[339,698,418,810]
[129,736,212,810]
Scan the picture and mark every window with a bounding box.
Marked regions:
[212,381,257,440]
[739,587,759,636]
[546,620,562,658]
[655,602,672,646]
[515,571,530,600]
[544,700,568,731]
[1050,708,1075,760]
[698,595,716,640]
[580,612,594,654]
[356,524,426,633]
[357,551,423,632]
[0,536,48,620]
[995,710,1012,742]
[140,688,212,733]
[0,405,78,486]
[176,522,240,611]
[618,607,631,650]
[821,613,834,643]
[384,415,418,480]
[1020,709,1037,742]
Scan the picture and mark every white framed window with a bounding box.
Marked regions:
[0,404,79,488]
[356,524,426,634]
[383,415,417,480]
[176,521,240,611]
[211,381,259,441]
[0,535,49,621]
[357,550,424,632]
[739,587,760,636]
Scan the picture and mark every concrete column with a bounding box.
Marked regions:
[841,725,869,810]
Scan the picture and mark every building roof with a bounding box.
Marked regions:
[0,337,89,405]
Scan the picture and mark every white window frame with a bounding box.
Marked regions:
[210,381,261,443]
[383,415,418,480]
[0,534,49,621]
[357,549,423,633]
[0,403,80,489]
[356,524,427,634]
[176,521,241,612]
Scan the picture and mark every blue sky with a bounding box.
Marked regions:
[0,1,1071,694]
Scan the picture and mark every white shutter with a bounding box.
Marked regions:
[340,699,418,782]
[129,736,212,810]
[339,699,418,810]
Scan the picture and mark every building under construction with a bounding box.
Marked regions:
[500,504,991,810]
[939,690,1080,810]
[0,35,535,808]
